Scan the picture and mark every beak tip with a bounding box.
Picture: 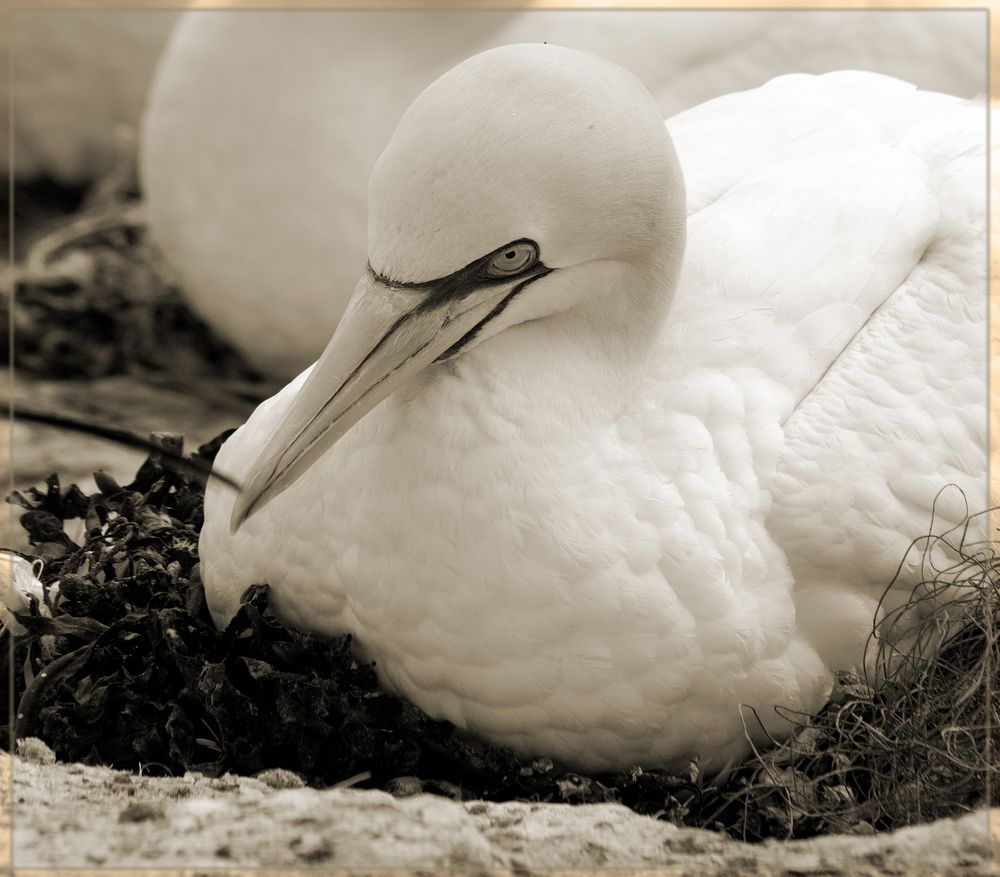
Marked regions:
[229,495,254,535]
[229,461,278,535]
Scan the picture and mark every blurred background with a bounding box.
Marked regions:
[2,8,989,545]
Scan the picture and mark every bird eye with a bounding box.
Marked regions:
[486,242,538,278]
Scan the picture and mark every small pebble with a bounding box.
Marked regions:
[118,801,165,823]
[387,776,423,797]
[16,737,56,764]
[150,432,184,454]
[849,821,877,836]
[255,767,305,789]
[210,774,240,790]
[292,831,334,863]
[424,779,462,800]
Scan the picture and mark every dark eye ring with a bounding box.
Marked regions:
[486,241,538,278]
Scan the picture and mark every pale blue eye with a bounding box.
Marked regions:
[487,242,537,277]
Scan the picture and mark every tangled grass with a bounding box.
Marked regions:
[3,440,996,842]
[715,507,998,839]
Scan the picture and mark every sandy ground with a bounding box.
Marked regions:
[4,741,998,874]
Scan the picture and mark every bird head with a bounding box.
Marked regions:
[231,43,685,531]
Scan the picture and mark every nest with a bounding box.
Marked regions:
[716,508,999,839]
[2,179,258,385]
[4,444,996,842]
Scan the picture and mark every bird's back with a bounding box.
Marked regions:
[662,72,986,671]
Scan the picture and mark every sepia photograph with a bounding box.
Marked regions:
[1,3,995,871]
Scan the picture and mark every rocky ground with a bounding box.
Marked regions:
[4,741,998,874]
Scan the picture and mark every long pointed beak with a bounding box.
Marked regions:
[230,269,540,532]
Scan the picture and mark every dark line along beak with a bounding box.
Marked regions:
[230,262,550,532]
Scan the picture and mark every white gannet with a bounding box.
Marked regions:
[6,9,177,183]
[199,45,986,773]
[140,10,985,378]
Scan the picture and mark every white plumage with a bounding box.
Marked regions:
[199,45,986,773]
